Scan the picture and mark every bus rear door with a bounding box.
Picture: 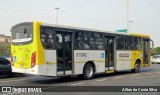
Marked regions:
[56,31,73,75]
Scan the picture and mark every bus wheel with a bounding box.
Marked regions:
[17,73,25,77]
[83,63,95,80]
[131,61,140,73]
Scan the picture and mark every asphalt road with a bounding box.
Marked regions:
[1,64,160,95]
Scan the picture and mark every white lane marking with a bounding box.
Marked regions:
[70,82,84,86]
[0,78,27,83]
[96,79,106,82]
[145,73,152,74]
[114,76,124,79]
[130,74,139,76]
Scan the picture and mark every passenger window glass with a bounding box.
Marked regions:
[116,35,125,50]
[125,36,133,50]
[91,33,104,50]
[134,37,141,50]
[40,27,54,49]
[75,31,90,50]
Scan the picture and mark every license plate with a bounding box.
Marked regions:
[20,63,24,67]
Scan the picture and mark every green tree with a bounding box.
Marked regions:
[152,47,160,55]
[0,43,10,57]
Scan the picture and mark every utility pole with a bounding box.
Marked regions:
[127,0,129,34]
[129,21,133,33]
[55,7,60,24]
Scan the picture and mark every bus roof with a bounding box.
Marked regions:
[13,21,150,37]
[40,22,130,35]
[130,33,150,38]
[41,22,150,37]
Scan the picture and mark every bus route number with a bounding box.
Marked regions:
[76,53,87,57]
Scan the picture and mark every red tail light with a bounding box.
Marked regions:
[11,53,14,66]
[31,52,36,68]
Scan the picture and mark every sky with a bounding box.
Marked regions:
[0,0,160,47]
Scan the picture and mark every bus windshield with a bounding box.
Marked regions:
[12,23,33,44]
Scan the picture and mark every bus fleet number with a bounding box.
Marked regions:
[76,53,87,57]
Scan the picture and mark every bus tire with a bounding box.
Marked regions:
[131,61,140,73]
[16,73,25,77]
[83,63,95,80]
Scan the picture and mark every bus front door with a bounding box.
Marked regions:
[104,36,115,70]
[56,32,72,75]
[143,38,150,66]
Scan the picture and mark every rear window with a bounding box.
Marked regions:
[12,23,33,45]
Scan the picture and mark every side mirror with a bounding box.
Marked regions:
[150,39,154,49]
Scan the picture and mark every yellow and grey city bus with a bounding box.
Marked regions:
[11,22,154,79]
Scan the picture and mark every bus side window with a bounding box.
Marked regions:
[46,39,54,48]
[116,35,125,50]
[134,37,141,50]
[125,36,133,50]
[40,27,54,49]
[76,41,82,49]
[91,33,104,50]
[75,31,90,50]
[98,42,103,49]
[75,32,82,40]
[83,42,90,49]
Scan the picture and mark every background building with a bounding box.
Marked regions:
[0,34,10,43]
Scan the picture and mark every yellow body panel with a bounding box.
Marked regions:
[33,22,45,65]
[11,43,36,68]
[130,33,151,68]
[106,70,114,73]
[11,22,45,69]
[131,50,142,69]
[130,33,150,38]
